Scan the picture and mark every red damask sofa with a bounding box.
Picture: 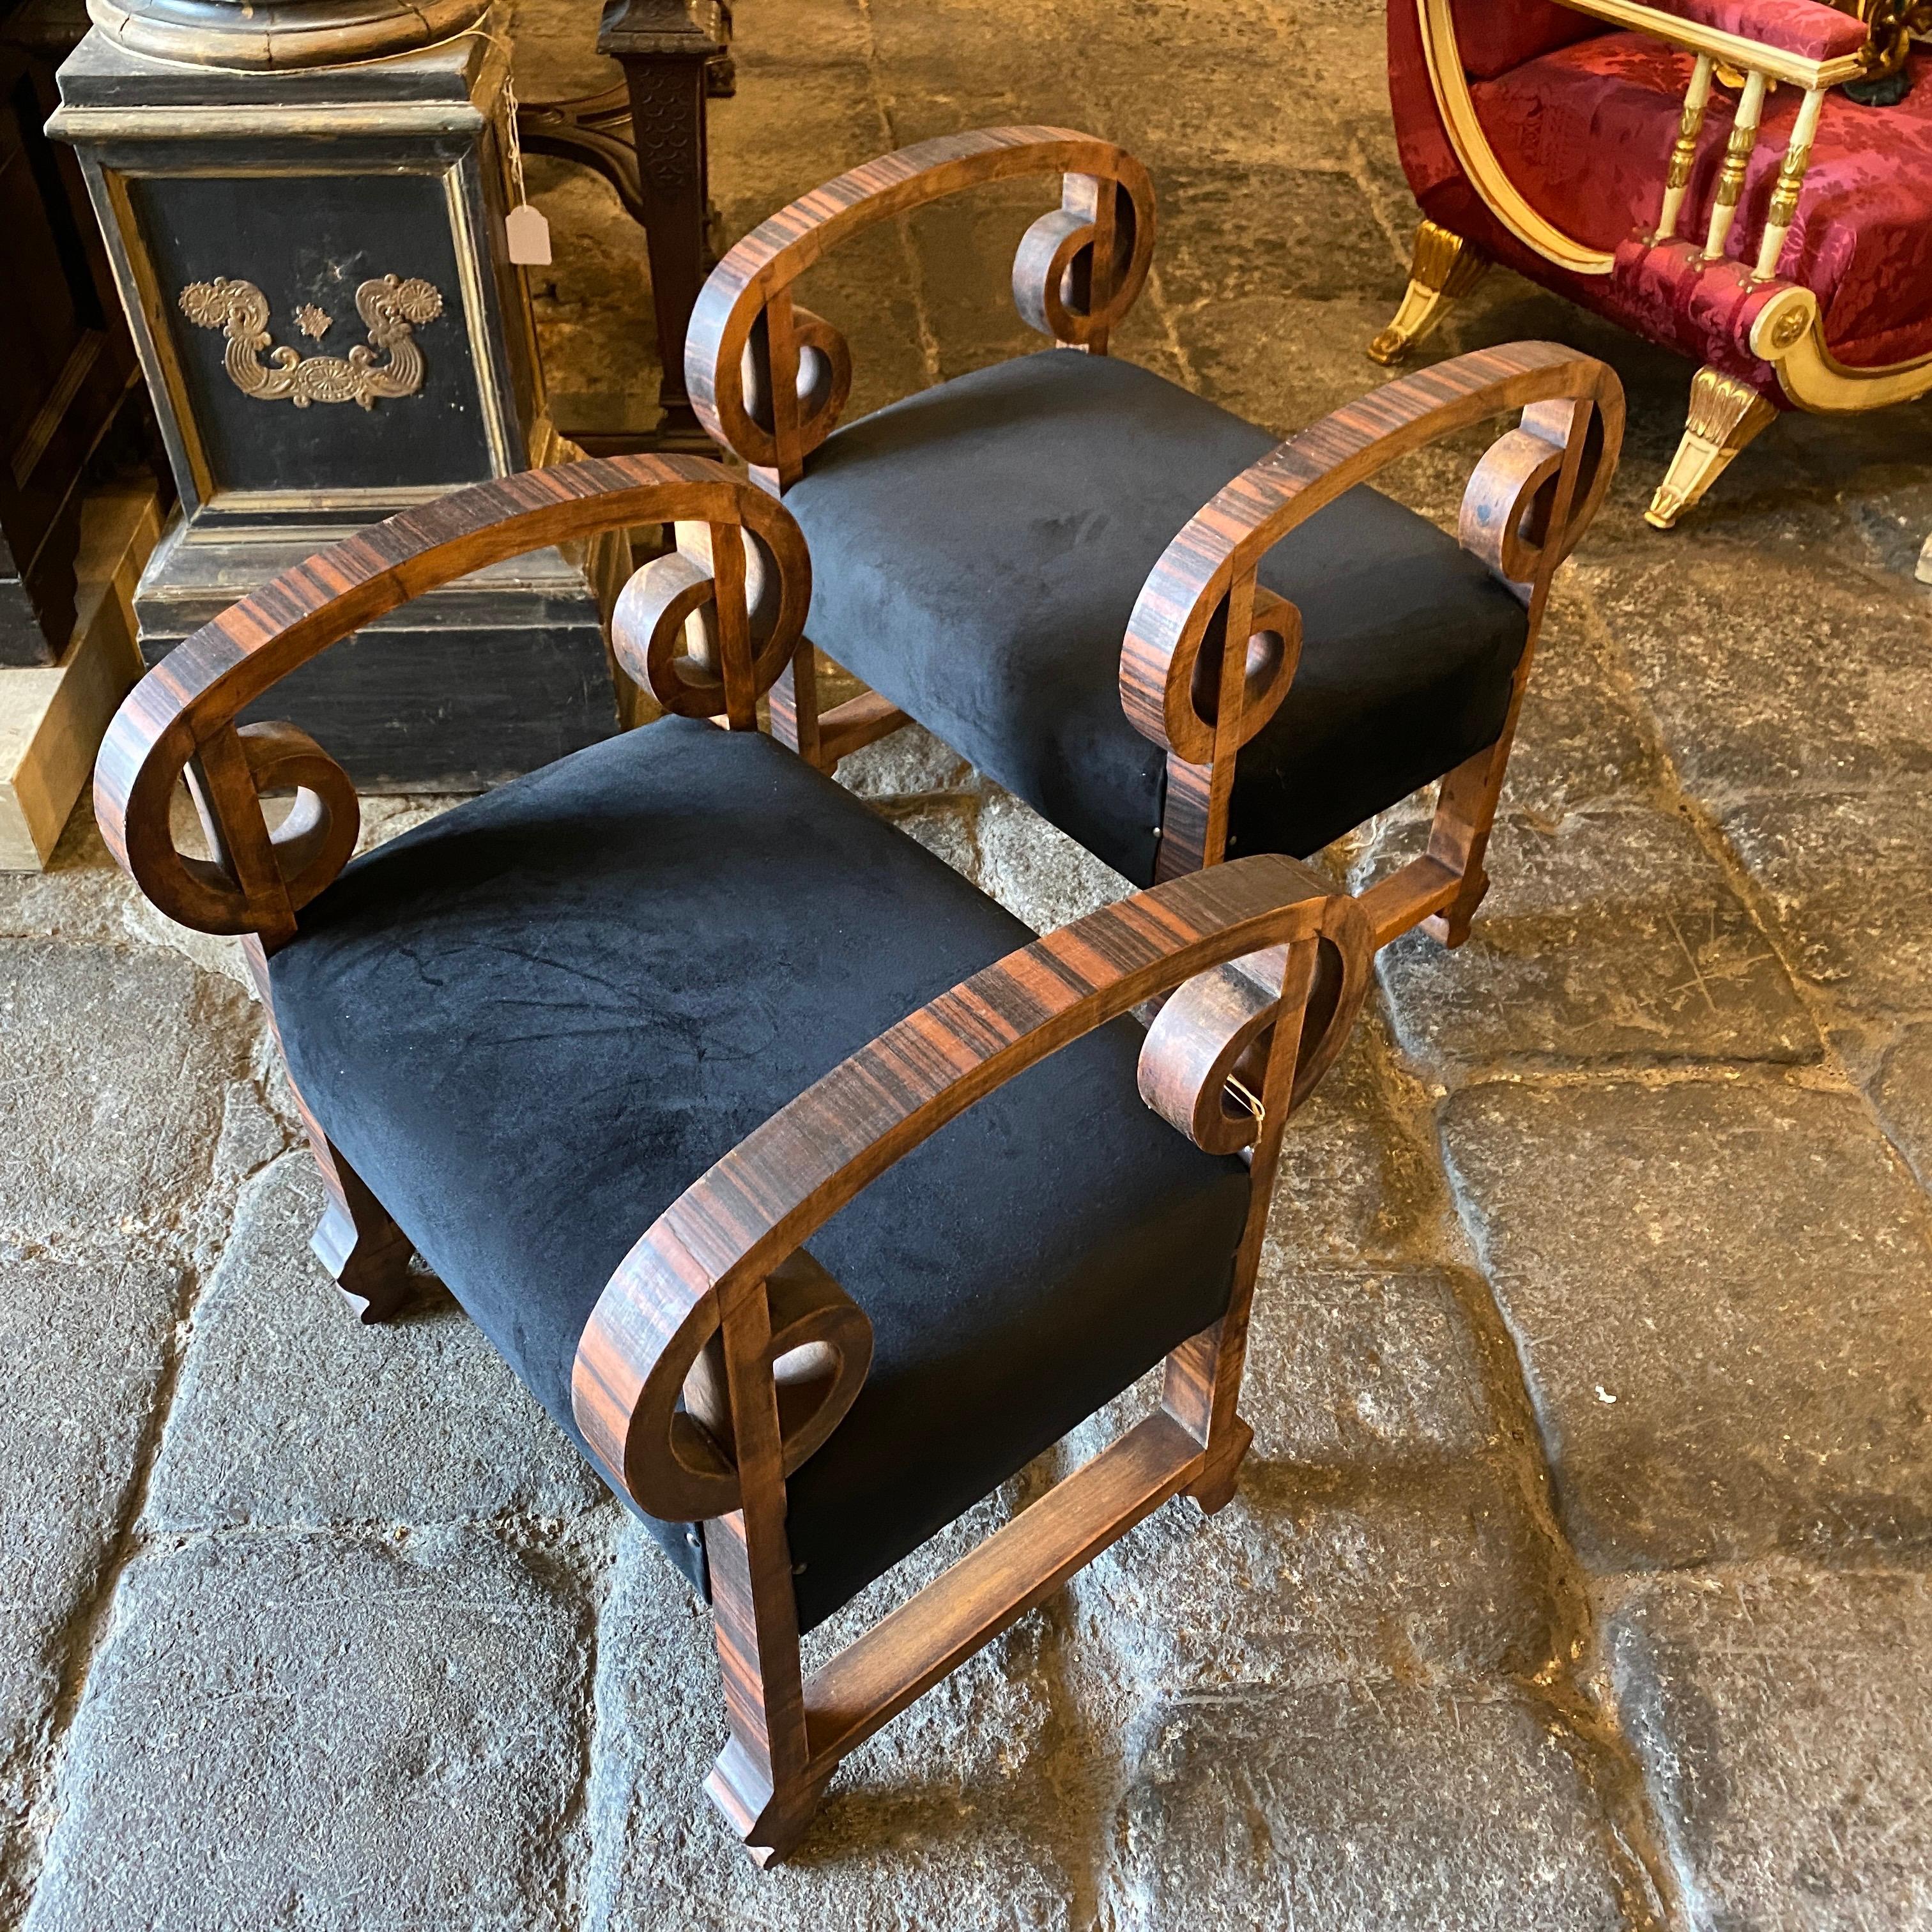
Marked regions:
[1379,0,1932,525]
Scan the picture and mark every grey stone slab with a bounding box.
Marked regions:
[915,180,1068,383]
[24,1526,589,1932]
[977,785,1133,933]
[871,795,982,887]
[1151,163,1408,308]
[1499,586,1662,821]
[1586,542,1932,797]
[834,721,974,800]
[1176,290,1424,440]
[1264,1017,1449,1266]
[1239,1265,1499,1469]
[1050,1222,1565,1692]
[0,808,144,948]
[1102,1682,1643,1931]
[352,795,457,851]
[1871,1020,1932,1189]
[1364,808,1816,1075]
[1441,1079,1932,1569]
[585,1517,1094,1932]
[145,1156,602,1532]
[0,1254,180,1873]
[0,940,259,1244]
[1064,1459,1572,1696]
[1057,0,1349,172]
[1721,790,1932,1017]
[1606,1567,1932,1932]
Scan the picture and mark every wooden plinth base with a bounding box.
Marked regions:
[1,485,158,871]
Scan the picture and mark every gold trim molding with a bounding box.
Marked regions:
[178,275,445,410]
[1414,0,1615,277]
[1749,285,1932,413]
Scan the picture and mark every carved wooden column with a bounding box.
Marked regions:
[50,0,627,788]
[599,0,726,450]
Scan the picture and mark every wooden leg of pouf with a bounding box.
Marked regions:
[1417,740,1503,951]
[706,1735,827,1869]
[309,1142,416,1324]
[1368,220,1489,366]
[240,935,415,1324]
[1645,366,1777,528]
[769,639,825,769]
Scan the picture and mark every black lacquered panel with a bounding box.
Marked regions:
[132,169,493,497]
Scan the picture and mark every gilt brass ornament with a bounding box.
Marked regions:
[1844,0,1932,84]
[177,273,445,409]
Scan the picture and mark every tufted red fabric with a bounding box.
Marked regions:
[1468,34,1932,366]
[1637,0,1871,62]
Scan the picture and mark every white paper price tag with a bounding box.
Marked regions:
[507,203,552,266]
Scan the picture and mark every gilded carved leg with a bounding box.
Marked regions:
[1368,220,1489,367]
[1646,366,1778,528]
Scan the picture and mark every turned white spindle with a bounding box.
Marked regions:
[1657,54,1715,241]
[1705,68,1768,261]
[1752,84,1827,282]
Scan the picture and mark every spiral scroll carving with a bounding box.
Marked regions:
[736,305,854,469]
[1146,579,1303,769]
[236,723,362,912]
[1011,170,1154,349]
[622,1250,873,1522]
[125,721,360,940]
[609,495,812,721]
[1137,894,1373,1154]
[1460,397,1611,592]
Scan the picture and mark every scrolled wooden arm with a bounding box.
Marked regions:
[572,850,1363,1518]
[95,456,811,949]
[1137,891,1374,1153]
[1121,341,1624,770]
[685,125,1156,484]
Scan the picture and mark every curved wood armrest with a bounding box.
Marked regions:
[572,850,1361,1516]
[95,456,810,946]
[1120,341,1625,763]
[686,125,1155,482]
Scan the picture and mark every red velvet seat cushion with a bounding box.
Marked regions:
[1473,34,1932,365]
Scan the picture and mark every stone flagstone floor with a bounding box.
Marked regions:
[5,1,1932,1926]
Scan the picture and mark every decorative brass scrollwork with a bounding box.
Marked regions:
[1847,0,1932,83]
[177,274,445,410]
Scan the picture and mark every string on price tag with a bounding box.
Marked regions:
[499,66,551,265]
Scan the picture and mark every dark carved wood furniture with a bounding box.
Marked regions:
[1379,0,1932,526]
[683,128,1624,955]
[52,20,620,789]
[518,0,734,452]
[0,0,153,666]
[95,454,1374,1864]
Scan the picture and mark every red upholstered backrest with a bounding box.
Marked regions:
[1451,0,1606,78]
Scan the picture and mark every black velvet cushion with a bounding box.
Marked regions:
[784,350,1531,884]
[268,716,1250,1629]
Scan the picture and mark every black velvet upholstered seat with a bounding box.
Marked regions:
[782,349,1532,884]
[266,715,1250,1630]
